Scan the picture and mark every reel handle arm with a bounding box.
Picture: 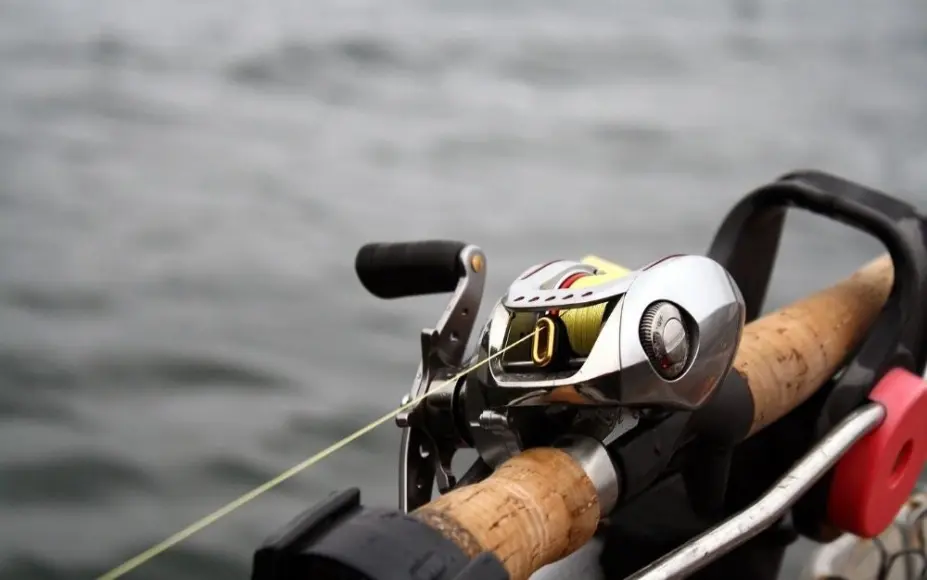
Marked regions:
[411,254,895,580]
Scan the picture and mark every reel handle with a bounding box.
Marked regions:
[355,240,471,299]
[412,254,895,580]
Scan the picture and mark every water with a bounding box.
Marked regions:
[0,0,925,578]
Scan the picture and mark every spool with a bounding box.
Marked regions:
[556,256,630,356]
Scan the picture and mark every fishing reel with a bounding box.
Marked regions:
[355,243,746,512]
[253,170,927,580]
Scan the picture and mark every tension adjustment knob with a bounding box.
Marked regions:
[639,301,690,379]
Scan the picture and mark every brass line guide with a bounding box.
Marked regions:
[531,316,556,367]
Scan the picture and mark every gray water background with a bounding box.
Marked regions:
[1,0,925,578]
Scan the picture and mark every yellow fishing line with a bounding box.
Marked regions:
[97,331,536,580]
[559,256,630,355]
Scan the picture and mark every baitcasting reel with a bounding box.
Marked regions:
[355,244,746,512]
[254,171,927,580]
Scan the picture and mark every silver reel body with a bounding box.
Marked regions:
[395,247,746,512]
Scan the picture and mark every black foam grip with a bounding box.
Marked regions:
[251,488,509,580]
[355,240,467,299]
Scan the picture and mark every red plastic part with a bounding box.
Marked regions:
[559,272,589,289]
[548,272,589,316]
[828,367,927,537]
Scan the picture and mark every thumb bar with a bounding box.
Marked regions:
[411,255,895,580]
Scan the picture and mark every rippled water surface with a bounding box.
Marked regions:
[1,0,926,578]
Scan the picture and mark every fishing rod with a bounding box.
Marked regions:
[248,169,927,580]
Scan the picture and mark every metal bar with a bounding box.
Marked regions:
[626,403,887,580]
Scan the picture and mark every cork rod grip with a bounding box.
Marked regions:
[413,448,600,580]
[735,254,894,435]
[414,255,895,580]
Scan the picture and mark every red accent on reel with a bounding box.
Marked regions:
[827,367,927,538]
[549,272,589,317]
[559,273,589,289]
